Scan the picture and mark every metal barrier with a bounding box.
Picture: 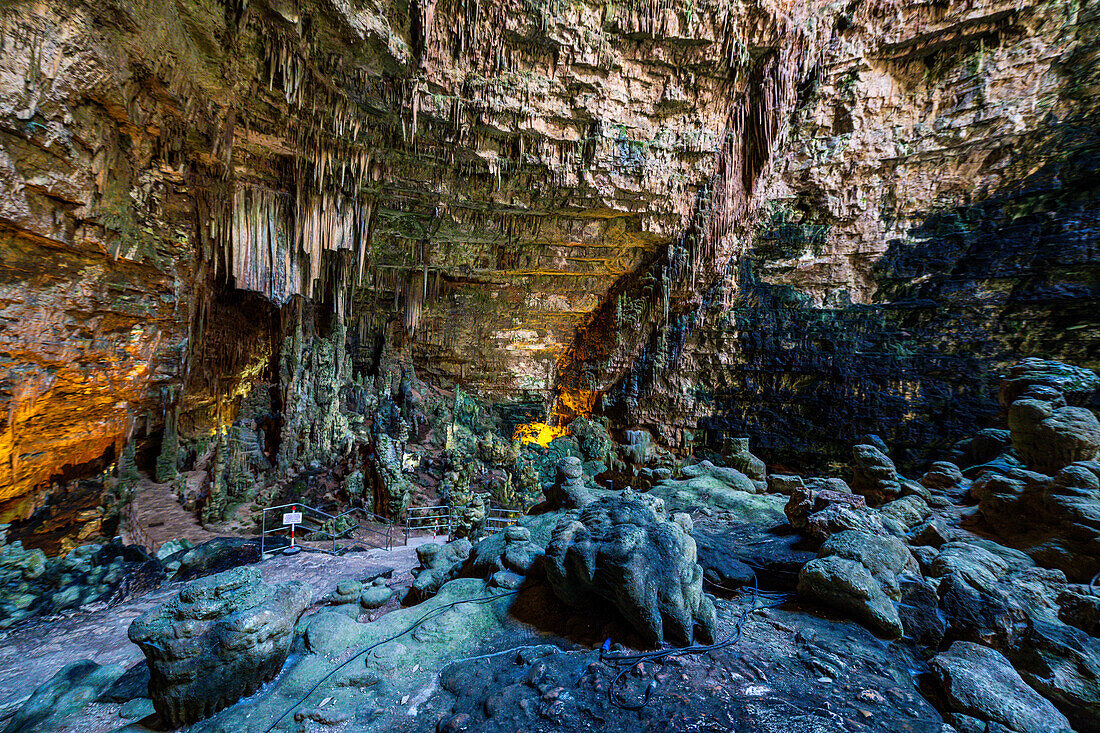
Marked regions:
[332,507,395,551]
[260,502,395,555]
[486,503,523,532]
[403,504,452,544]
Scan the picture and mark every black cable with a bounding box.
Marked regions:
[599,568,782,710]
[1090,570,1100,597]
[262,587,521,733]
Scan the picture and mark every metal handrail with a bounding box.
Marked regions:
[486,502,523,531]
[333,507,395,551]
[260,502,397,555]
[403,504,452,545]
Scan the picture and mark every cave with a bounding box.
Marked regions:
[1,0,1099,731]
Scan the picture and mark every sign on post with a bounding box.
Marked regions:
[283,509,303,549]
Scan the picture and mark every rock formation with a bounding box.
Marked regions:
[127,567,311,727]
[410,539,474,601]
[544,495,716,646]
[541,457,592,511]
[931,641,1072,733]
[1007,395,1100,475]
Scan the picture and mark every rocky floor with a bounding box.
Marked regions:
[0,537,439,723]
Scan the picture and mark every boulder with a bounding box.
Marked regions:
[544,496,716,645]
[817,530,912,598]
[720,437,767,481]
[360,577,397,609]
[999,358,1100,409]
[798,555,903,637]
[850,444,901,506]
[324,579,364,617]
[1005,620,1100,733]
[767,474,804,495]
[931,641,1071,733]
[542,457,592,511]
[680,460,759,493]
[304,611,365,656]
[2,660,124,733]
[973,461,1100,582]
[411,538,473,600]
[128,566,311,727]
[1008,396,1100,475]
[877,495,932,533]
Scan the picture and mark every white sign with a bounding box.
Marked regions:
[282,511,303,526]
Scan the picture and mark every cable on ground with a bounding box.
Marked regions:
[262,587,521,732]
[598,569,787,711]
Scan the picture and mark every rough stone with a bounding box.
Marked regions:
[544,496,716,645]
[1,660,124,733]
[410,539,473,600]
[850,444,902,506]
[542,457,592,511]
[931,641,1071,733]
[128,566,311,727]
[1008,396,1100,475]
[798,555,903,638]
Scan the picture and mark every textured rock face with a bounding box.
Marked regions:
[0,0,829,511]
[974,460,1100,582]
[411,538,473,600]
[798,530,912,638]
[544,495,716,645]
[127,566,311,726]
[569,0,1100,470]
[1,0,1097,514]
[1008,397,1100,475]
[931,641,1071,733]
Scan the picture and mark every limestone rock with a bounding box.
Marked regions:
[720,437,767,482]
[128,566,311,727]
[973,461,1100,582]
[544,496,716,646]
[1004,621,1100,733]
[680,460,759,493]
[411,539,473,600]
[360,578,397,609]
[542,457,592,511]
[850,444,901,506]
[1008,396,1100,475]
[2,660,124,733]
[305,611,365,656]
[817,530,912,599]
[798,555,903,638]
[767,474,805,495]
[931,642,1071,733]
[999,358,1100,409]
[786,485,885,542]
[877,495,932,534]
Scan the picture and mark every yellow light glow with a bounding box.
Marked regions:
[511,388,598,447]
[513,421,569,447]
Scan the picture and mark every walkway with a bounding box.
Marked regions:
[0,534,442,719]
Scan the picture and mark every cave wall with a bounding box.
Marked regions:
[1,0,1098,507]
[588,0,1100,472]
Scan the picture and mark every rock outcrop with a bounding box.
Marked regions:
[545,496,716,646]
[1007,396,1100,475]
[931,641,1071,733]
[128,567,311,727]
[798,530,913,638]
[410,539,474,601]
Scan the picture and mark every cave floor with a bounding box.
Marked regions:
[0,537,441,721]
